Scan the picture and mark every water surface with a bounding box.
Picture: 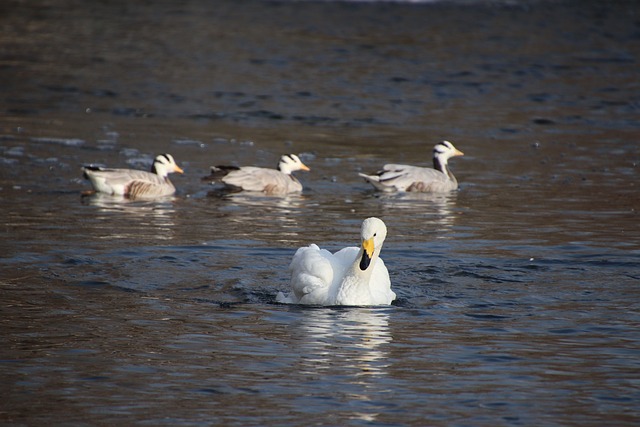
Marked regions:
[1,0,639,425]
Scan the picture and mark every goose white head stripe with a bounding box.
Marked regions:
[152,153,184,177]
[278,154,311,175]
[432,140,464,173]
[433,140,464,161]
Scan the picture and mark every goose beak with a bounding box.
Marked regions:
[299,163,311,172]
[359,237,375,270]
[453,148,464,157]
[174,165,185,174]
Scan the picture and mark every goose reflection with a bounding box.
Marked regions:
[292,307,392,422]
[375,191,458,238]
[81,193,177,241]
[215,193,307,244]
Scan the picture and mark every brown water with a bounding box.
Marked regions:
[1,0,639,425]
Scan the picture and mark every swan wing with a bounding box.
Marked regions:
[281,245,360,305]
[283,244,337,304]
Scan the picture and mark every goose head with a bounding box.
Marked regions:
[433,140,464,161]
[359,217,387,271]
[432,140,464,170]
[278,154,311,175]
[151,153,184,178]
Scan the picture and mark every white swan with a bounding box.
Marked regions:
[359,140,464,193]
[277,217,396,306]
[203,154,310,195]
[82,153,183,198]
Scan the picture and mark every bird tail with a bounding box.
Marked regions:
[201,165,240,182]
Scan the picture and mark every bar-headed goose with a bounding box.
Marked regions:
[203,154,310,195]
[82,153,183,198]
[359,140,464,193]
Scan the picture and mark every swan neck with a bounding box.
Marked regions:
[345,248,376,281]
[334,248,380,305]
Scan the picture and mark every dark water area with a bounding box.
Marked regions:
[1,0,639,425]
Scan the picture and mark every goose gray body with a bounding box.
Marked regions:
[359,141,464,193]
[83,154,183,198]
[205,154,310,195]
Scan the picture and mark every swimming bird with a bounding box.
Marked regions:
[203,154,310,195]
[358,140,464,193]
[277,217,396,306]
[82,153,183,198]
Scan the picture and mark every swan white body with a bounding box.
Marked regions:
[83,154,183,198]
[359,141,464,193]
[277,217,396,306]
[204,154,310,195]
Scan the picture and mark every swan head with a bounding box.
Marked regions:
[359,217,387,271]
[433,140,464,165]
[278,154,311,175]
[151,153,184,177]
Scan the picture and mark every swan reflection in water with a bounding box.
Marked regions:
[290,307,393,422]
[81,193,177,241]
